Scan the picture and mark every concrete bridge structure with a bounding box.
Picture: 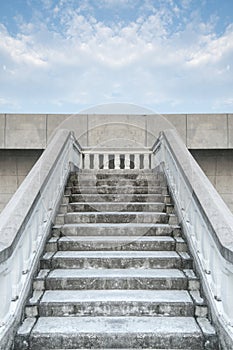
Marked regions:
[0,111,233,349]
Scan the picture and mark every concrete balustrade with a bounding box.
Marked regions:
[153,129,233,348]
[81,150,152,170]
[0,130,81,349]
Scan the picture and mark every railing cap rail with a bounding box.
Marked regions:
[158,129,233,264]
[82,147,151,154]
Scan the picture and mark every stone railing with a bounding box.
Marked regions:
[152,129,233,348]
[81,148,152,170]
[0,130,81,349]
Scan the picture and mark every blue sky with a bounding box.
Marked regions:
[0,0,233,114]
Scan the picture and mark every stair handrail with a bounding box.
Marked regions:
[152,129,233,347]
[0,129,81,349]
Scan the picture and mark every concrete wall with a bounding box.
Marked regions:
[191,150,233,212]
[1,113,233,213]
[0,150,42,212]
[0,113,232,149]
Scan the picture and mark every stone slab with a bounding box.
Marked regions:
[87,114,147,148]
[53,222,180,237]
[47,251,181,270]
[228,113,233,148]
[41,289,192,303]
[47,114,88,146]
[53,250,179,259]
[32,316,201,333]
[5,114,46,149]
[0,175,18,193]
[30,316,202,349]
[47,268,185,279]
[187,114,228,149]
[0,114,5,148]
[67,201,166,213]
[163,114,187,144]
[58,235,175,251]
[39,290,193,317]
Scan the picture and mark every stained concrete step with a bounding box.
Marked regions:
[56,235,176,251]
[70,170,165,179]
[45,268,187,290]
[16,316,203,349]
[62,212,170,225]
[65,186,168,195]
[68,193,171,203]
[69,169,165,181]
[65,202,167,213]
[41,251,183,269]
[52,223,181,237]
[68,180,167,189]
[39,290,194,317]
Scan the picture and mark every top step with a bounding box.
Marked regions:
[70,171,166,181]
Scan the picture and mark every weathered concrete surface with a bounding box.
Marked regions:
[1,113,233,214]
[187,113,228,149]
[5,114,46,149]
[0,114,4,148]
[13,168,219,349]
[0,150,42,212]
[191,149,233,212]
[0,113,231,149]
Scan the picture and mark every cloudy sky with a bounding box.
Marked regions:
[0,0,233,114]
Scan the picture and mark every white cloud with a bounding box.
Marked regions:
[0,0,232,113]
[187,24,233,66]
[97,0,136,8]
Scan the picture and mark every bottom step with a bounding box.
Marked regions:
[16,316,203,349]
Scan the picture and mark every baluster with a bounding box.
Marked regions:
[144,154,150,169]
[222,263,233,325]
[93,154,99,169]
[84,154,90,169]
[0,263,11,326]
[103,154,108,169]
[115,154,121,169]
[11,247,23,301]
[210,248,222,301]
[134,154,140,169]
[151,153,156,169]
[125,154,130,169]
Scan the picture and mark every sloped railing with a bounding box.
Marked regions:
[0,130,81,349]
[152,129,233,348]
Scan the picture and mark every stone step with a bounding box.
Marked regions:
[76,173,165,182]
[56,235,176,251]
[65,186,168,195]
[68,179,166,187]
[64,202,167,213]
[39,290,194,317]
[61,212,170,225]
[52,223,181,237]
[70,170,165,179]
[45,268,187,290]
[68,193,171,203]
[16,316,203,349]
[41,251,185,269]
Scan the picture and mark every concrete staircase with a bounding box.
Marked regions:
[14,169,219,349]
